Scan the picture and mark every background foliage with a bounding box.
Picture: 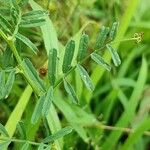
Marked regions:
[0,0,150,150]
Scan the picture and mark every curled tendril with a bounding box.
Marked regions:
[133,32,144,44]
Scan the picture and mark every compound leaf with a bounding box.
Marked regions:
[0,123,9,137]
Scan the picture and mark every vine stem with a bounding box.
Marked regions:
[86,123,150,136]
[0,137,47,147]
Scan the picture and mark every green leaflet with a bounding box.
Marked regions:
[106,44,121,66]
[21,58,46,94]
[31,95,45,124]
[44,145,51,150]
[109,22,119,40]
[38,143,45,150]
[0,70,6,99]
[77,64,94,91]
[17,121,26,139]
[42,126,73,143]
[22,10,48,19]
[42,86,53,116]
[95,26,110,49]
[0,123,9,137]
[63,79,79,104]
[48,48,57,86]
[62,40,75,73]
[0,13,12,34]
[15,33,38,54]
[20,18,46,28]
[4,70,15,98]
[91,52,111,71]
[77,33,89,62]
[21,142,30,150]
[0,141,11,149]
[0,70,15,100]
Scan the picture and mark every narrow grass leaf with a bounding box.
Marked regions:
[91,52,111,71]
[0,123,9,137]
[48,48,57,86]
[95,26,109,49]
[22,10,48,19]
[77,64,94,91]
[106,44,121,66]
[4,70,15,98]
[62,40,75,73]
[21,142,29,150]
[16,33,38,54]
[77,33,89,62]
[21,58,46,93]
[42,86,53,116]
[31,94,45,124]
[29,0,59,56]
[17,121,26,139]
[109,22,119,40]
[20,18,46,28]
[63,79,79,104]
[42,126,73,143]
[0,141,11,149]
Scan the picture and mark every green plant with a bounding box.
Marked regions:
[0,0,149,150]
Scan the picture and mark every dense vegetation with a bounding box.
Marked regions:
[0,0,150,150]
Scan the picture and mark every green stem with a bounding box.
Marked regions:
[0,137,47,147]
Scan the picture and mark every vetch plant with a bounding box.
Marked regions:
[0,0,147,149]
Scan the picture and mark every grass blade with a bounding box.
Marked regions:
[63,79,79,104]
[62,40,75,73]
[91,52,111,71]
[106,44,121,66]
[42,126,73,143]
[77,33,89,62]
[77,64,94,91]
[48,48,57,86]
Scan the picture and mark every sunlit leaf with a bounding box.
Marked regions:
[21,142,29,150]
[77,64,94,91]
[106,44,121,66]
